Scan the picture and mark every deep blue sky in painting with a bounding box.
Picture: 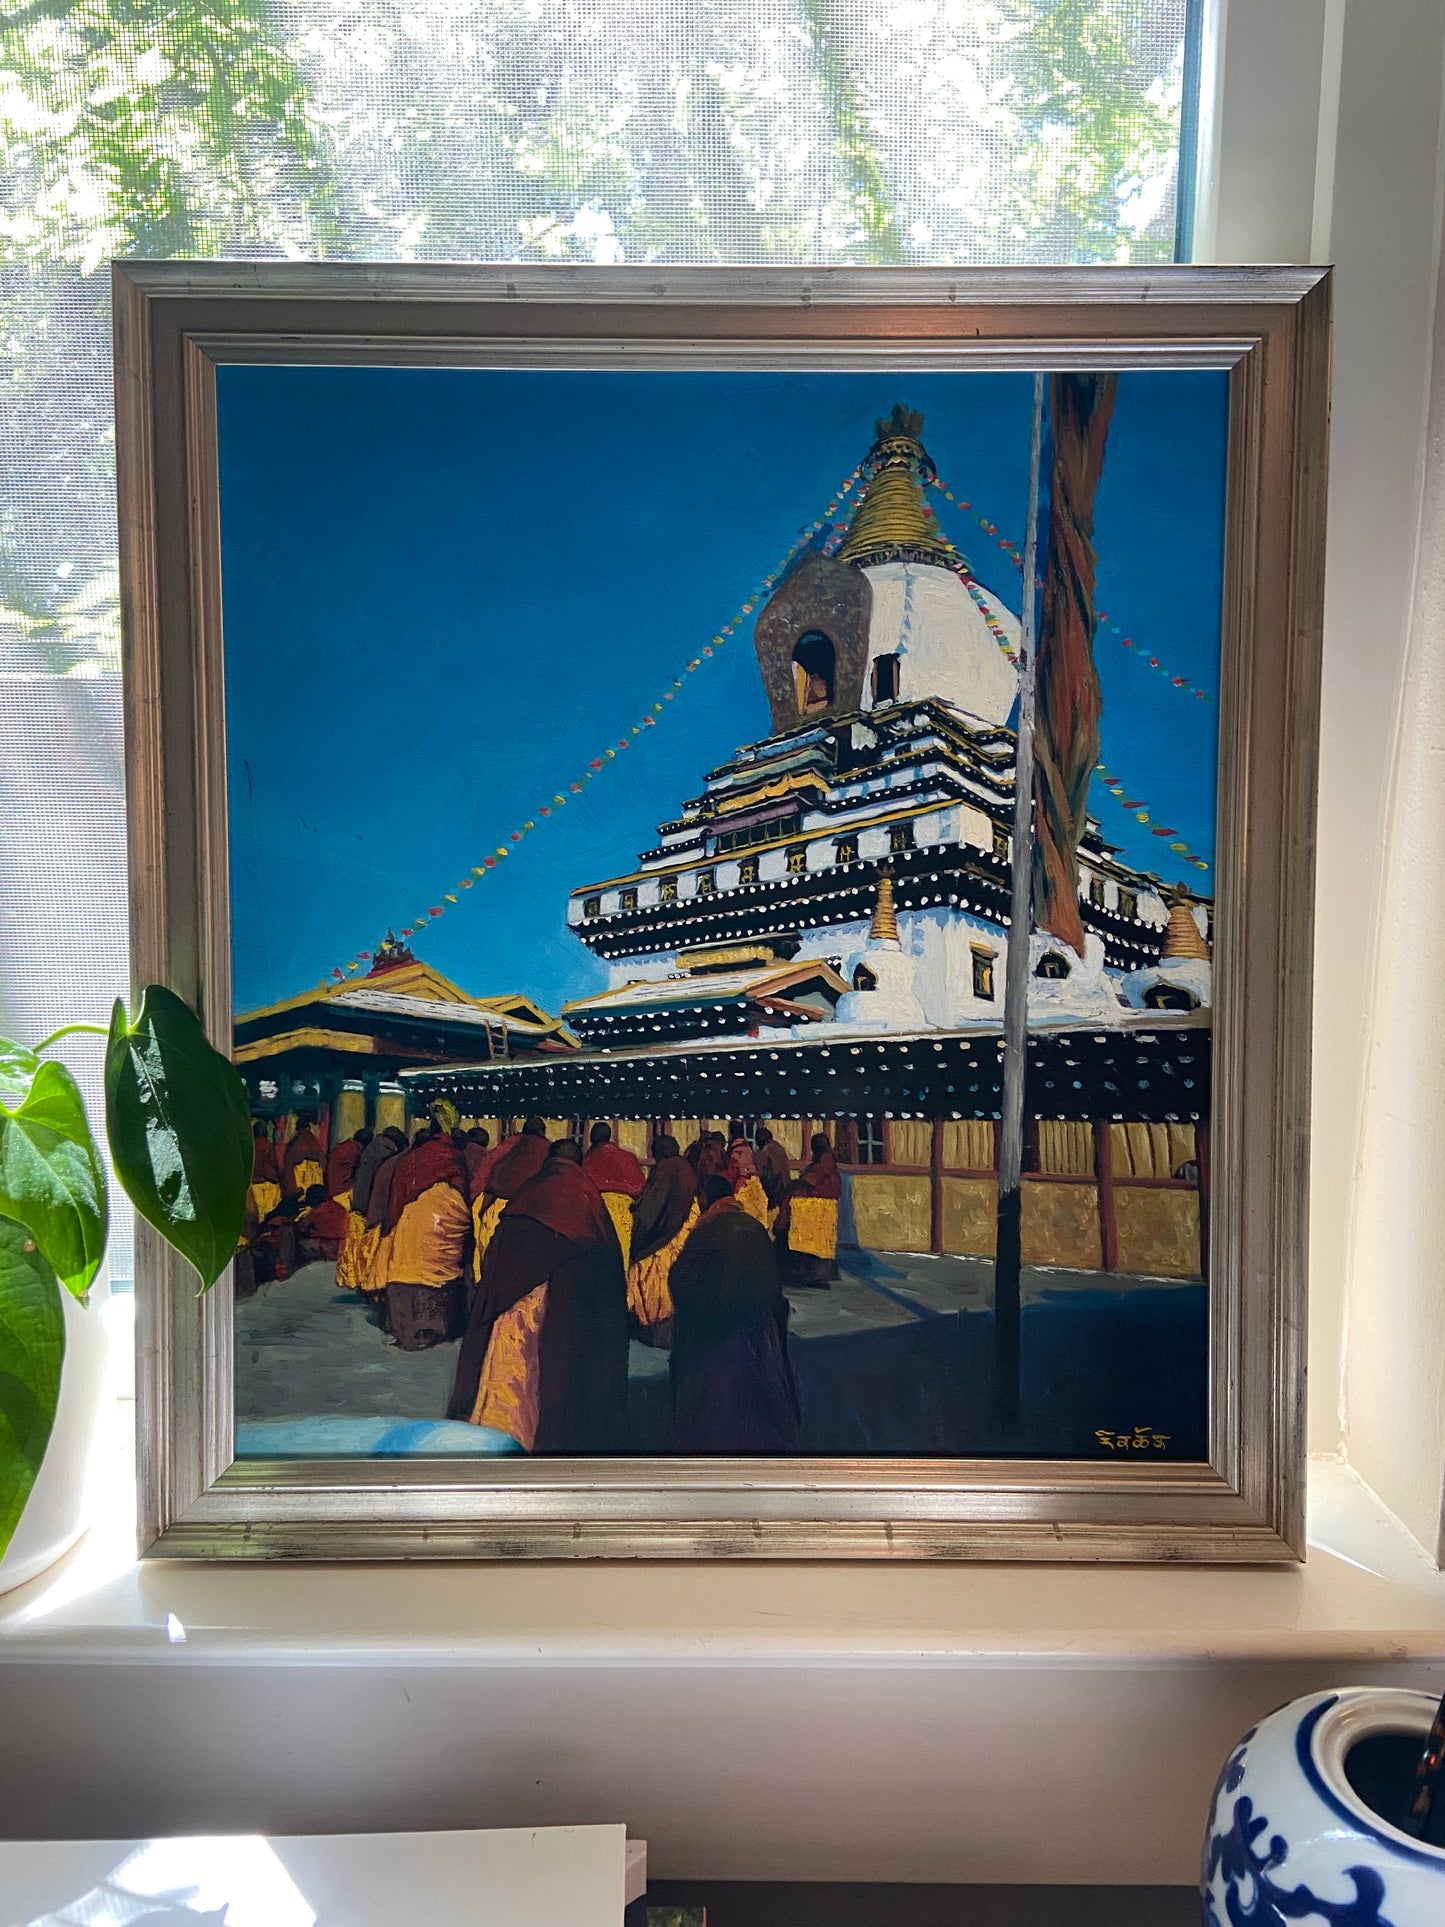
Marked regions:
[217,365,1227,1016]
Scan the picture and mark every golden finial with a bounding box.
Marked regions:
[836,403,952,569]
[1162,889,1210,962]
[869,869,900,944]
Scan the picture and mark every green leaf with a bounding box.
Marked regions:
[0,1061,108,1300]
[0,1039,40,1106]
[0,1215,65,1560]
[105,986,252,1290]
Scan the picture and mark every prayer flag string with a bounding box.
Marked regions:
[325,465,867,982]
[1092,760,1211,874]
[926,477,1216,705]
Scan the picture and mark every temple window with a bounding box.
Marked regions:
[739,856,759,884]
[971,948,996,999]
[787,845,807,875]
[1144,981,1196,1011]
[835,835,858,865]
[792,631,835,713]
[583,895,601,919]
[660,876,678,903]
[870,653,901,703]
[1118,886,1137,919]
[853,962,878,991]
[1088,875,1105,908]
[620,887,638,913]
[856,1115,887,1165]
[1035,951,1070,980]
[889,821,914,854]
[696,869,716,896]
[993,822,1010,862]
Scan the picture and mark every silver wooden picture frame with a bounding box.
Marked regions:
[114,261,1329,1563]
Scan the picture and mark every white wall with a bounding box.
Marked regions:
[1200,0,1445,1469]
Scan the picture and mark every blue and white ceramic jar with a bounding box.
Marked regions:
[1202,1688,1445,1925]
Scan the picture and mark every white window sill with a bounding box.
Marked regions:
[3,1294,1443,1669]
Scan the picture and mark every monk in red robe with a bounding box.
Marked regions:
[283,1114,325,1198]
[776,1133,842,1287]
[338,1125,402,1292]
[583,1122,645,1267]
[671,1175,801,1453]
[447,1139,629,1453]
[325,1127,370,1201]
[461,1127,492,1186]
[297,1184,349,1265]
[380,1120,471,1348]
[722,1127,769,1227]
[626,1134,699,1345]
[470,1117,551,1285]
[753,1126,793,1217]
[248,1122,283,1224]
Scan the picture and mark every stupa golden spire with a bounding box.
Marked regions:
[869,869,900,944]
[836,405,953,569]
[1162,890,1211,961]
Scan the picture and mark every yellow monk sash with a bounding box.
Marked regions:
[388,1182,469,1288]
[734,1174,770,1227]
[335,1210,375,1290]
[789,1194,838,1260]
[471,1280,547,1449]
[472,1194,507,1283]
[361,1227,393,1294]
[626,1198,699,1329]
[290,1159,323,1197]
[600,1190,634,1270]
[248,1181,282,1224]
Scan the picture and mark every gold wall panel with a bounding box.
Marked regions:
[1115,1186,1202,1278]
[1021,1180,1101,1270]
[850,1174,932,1253]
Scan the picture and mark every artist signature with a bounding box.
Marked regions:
[1095,1426,1171,1453]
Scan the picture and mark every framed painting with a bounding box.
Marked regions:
[114,262,1328,1562]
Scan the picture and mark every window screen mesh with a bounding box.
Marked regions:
[0,0,1192,1284]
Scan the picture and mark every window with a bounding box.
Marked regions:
[1088,875,1105,908]
[889,821,914,854]
[1035,951,1070,980]
[620,887,638,913]
[856,1116,887,1165]
[835,836,858,865]
[993,823,1011,862]
[695,869,715,896]
[739,856,759,885]
[583,895,601,919]
[1118,887,1138,919]
[871,653,901,703]
[715,812,800,854]
[1144,981,1197,1011]
[853,962,878,991]
[1,7,1199,1292]
[787,845,808,875]
[792,632,835,713]
[971,948,996,1000]
[660,876,678,903]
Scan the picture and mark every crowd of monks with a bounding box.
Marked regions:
[239,1112,845,1454]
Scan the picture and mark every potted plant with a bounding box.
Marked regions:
[0,986,251,1593]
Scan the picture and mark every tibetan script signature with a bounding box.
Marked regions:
[1095,1425,1171,1453]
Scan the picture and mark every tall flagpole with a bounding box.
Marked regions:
[993,371,1046,1432]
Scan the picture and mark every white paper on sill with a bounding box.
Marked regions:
[0,1821,635,1927]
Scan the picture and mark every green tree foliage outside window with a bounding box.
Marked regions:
[0,0,1191,682]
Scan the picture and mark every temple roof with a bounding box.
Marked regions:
[835,405,954,570]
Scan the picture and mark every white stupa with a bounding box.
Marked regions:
[1121,892,1213,1013]
[834,405,1021,727]
[827,873,930,1034]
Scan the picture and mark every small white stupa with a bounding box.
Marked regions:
[827,873,930,1034]
[1120,890,1213,1013]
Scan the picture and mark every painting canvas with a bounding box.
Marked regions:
[218,359,1225,1466]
